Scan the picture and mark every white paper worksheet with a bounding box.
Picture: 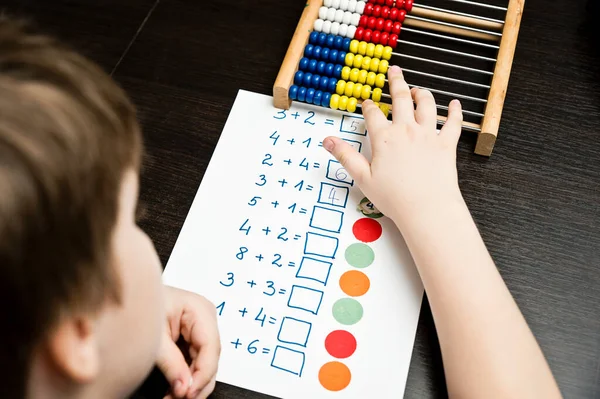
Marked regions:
[162,90,424,398]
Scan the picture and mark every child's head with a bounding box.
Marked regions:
[0,19,165,398]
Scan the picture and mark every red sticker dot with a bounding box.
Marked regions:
[325,330,357,359]
[352,218,382,242]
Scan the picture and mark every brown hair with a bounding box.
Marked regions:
[0,18,142,397]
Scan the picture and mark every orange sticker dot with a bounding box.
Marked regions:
[339,270,370,297]
[319,361,351,391]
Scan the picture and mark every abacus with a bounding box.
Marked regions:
[273,0,525,156]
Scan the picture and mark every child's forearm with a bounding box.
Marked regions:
[393,196,562,399]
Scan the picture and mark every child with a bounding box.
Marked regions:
[0,19,219,399]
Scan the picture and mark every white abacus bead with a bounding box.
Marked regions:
[350,12,361,26]
[330,21,341,35]
[332,0,341,9]
[322,20,332,34]
[334,9,344,23]
[314,19,324,32]
[324,0,333,6]
[356,0,365,14]
[342,10,352,25]
[339,0,349,10]
[339,23,349,37]
[327,7,336,21]
[346,25,357,39]
[319,6,328,20]
[348,0,357,12]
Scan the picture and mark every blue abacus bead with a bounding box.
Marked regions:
[299,57,309,71]
[319,76,330,91]
[334,35,344,49]
[314,90,323,106]
[306,88,316,104]
[294,70,304,85]
[313,46,322,60]
[333,64,343,78]
[338,51,347,65]
[322,92,332,107]
[326,34,335,49]
[342,38,352,51]
[325,63,335,77]
[309,31,319,45]
[330,49,339,64]
[298,86,307,102]
[304,44,314,58]
[318,32,328,46]
[317,61,327,75]
[311,74,321,88]
[308,59,318,73]
[321,47,330,63]
[303,72,313,87]
[327,78,338,93]
[289,85,299,101]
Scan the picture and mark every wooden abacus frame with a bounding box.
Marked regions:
[273,0,525,156]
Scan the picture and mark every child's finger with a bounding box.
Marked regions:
[440,99,463,145]
[362,99,389,136]
[323,136,371,186]
[156,336,192,398]
[411,88,437,131]
[387,66,414,124]
[190,376,217,399]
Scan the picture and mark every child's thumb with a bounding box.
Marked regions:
[322,136,371,186]
[156,337,192,398]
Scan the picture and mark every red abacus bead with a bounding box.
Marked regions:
[389,33,398,47]
[364,3,373,15]
[381,6,390,19]
[376,18,385,31]
[392,21,402,34]
[363,29,372,42]
[405,0,414,11]
[398,9,407,23]
[383,19,393,32]
[396,0,405,8]
[376,0,385,4]
[389,8,399,21]
[380,32,389,45]
[360,15,369,27]
[373,5,381,17]
[372,30,381,43]
[355,27,365,40]
[367,16,377,29]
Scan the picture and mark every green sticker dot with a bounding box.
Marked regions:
[332,298,364,325]
[345,243,375,268]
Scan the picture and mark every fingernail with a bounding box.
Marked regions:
[173,379,183,393]
[450,99,461,107]
[323,138,335,152]
[388,65,401,75]
[188,376,193,388]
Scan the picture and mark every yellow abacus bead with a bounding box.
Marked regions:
[336,80,346,96]
[379,103,390,118]
[345,52,354,67]
[349,68,360,83]
[330,94,340,110]
[341,66,351,81]
[382,46,393,61]
[375,73,386,88]
[361,84,372,100]
[344,81,355,97]
[373,88,382,102]
[352,54,363,69]
[369,58,380,73]
[366,43,376,58]
[358,69,368,84]
[349,40,359,54]
[347,97,358,113]
[339,95,349,111]
[352,83,363,99]
[366,71,376,86]
[361,56,371,71]
[358,41,368,56]
[379,59,389,74]
[374,44,384,59]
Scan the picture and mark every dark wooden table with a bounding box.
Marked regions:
[3,0,599,397]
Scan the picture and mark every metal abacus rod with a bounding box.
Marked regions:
[394,53,493,75]
[415,4,505,24]
[395,42,497,62]
[401,27,500,49]
[444,0,508,11]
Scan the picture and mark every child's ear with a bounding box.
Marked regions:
[47,314,100,383]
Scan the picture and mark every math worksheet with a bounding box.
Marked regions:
[162,90,424,398]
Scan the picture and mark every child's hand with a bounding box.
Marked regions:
[156,286,221,399]
[323,66,464,228]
